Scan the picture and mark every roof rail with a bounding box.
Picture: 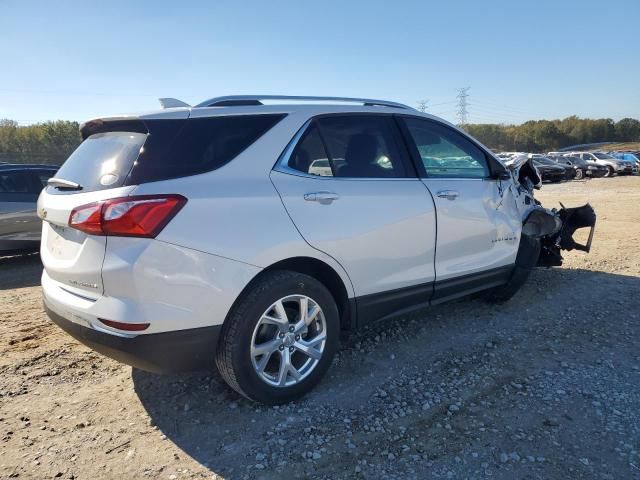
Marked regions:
[194,95,413,110]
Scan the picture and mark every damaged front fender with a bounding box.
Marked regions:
[522,204,596,267]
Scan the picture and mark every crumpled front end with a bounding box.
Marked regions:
[536,204,596,267]
[505,154,596,267]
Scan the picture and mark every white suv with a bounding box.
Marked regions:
[39,95,595,403]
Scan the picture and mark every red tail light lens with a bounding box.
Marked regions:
[69,195,186,238]
[98,318,150,331]
[68,203,103,235]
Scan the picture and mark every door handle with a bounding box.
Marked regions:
[436,190,459,200]
[304,192,340,204]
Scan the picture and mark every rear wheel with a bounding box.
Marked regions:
[604,166,615,177]
[215,270,339,404]
[575,168,583,180]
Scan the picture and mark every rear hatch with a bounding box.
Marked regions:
[39,112,287,298]
[39,129,147,297]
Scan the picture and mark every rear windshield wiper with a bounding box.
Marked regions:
[47,178,83,191]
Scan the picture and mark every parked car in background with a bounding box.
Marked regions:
[0,164,58,254]
[547,154,606,179]
[530,156,569,182]
[608,152,639,173]
[567,152,632,177]
[38,95,595,404]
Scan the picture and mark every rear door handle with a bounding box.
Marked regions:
[436,190,459,200]
[304,192,340,204]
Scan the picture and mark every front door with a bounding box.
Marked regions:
[399,116,521,302]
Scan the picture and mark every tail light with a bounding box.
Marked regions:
[98,318,150,331]
[69,195,186,238]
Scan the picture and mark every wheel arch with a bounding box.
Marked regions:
[226,256,356,332]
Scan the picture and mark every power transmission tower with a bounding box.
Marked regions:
[417,99,429,113]
[456,87,470,126]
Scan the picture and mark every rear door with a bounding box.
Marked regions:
[271,114,437,315]
[399,116,521,302]
[38,131,145,296]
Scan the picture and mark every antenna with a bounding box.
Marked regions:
[417,99,429,112]
[456,87,470,126]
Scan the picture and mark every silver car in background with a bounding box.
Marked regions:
[0,164,58,254]
[565,152,632,177]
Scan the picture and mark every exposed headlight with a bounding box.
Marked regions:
[588,166,596,170]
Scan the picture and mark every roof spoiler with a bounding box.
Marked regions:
[158,98,191,109]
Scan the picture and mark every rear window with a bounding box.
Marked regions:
[50,114,285,194]
[51,132,146,194]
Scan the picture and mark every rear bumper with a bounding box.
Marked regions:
[45,304,221,373]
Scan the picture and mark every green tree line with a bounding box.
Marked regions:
[464,116,640,152]
[0,119,81,165]
[0,116,639,166]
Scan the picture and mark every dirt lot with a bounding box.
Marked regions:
[1,177,639,480]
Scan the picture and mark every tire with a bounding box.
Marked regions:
[482,234,541,304]
[604,166,615,177]
[215,270,340,404]
[575,169,583,180]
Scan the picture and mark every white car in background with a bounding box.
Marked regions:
[38,95,595,404]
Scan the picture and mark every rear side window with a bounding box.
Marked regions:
[129,114,285,185]
[288,124,334,176]
[50,115,285,194]
[316,115,409,178]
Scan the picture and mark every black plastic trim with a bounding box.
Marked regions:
[430,265,513,304]
[353,282,434,328]
[45,304,220,373]
[351,265,513,327]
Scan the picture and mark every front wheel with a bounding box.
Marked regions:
[481,235,541,304]
[575,168,583,180]
[604,166,615,177]
[215,270,340,404]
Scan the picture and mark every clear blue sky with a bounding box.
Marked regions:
[1,0,638,125]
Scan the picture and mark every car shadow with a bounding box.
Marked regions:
[132,267,640,478]
[0,253,42,290]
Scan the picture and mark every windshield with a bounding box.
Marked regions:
[533,157,557,166]
[594,152,615,160]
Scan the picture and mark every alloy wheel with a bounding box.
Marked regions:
[250,295,327,387]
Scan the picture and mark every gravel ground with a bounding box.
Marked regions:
[1,176,639,480]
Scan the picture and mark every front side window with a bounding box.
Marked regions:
[403,117,489,179]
